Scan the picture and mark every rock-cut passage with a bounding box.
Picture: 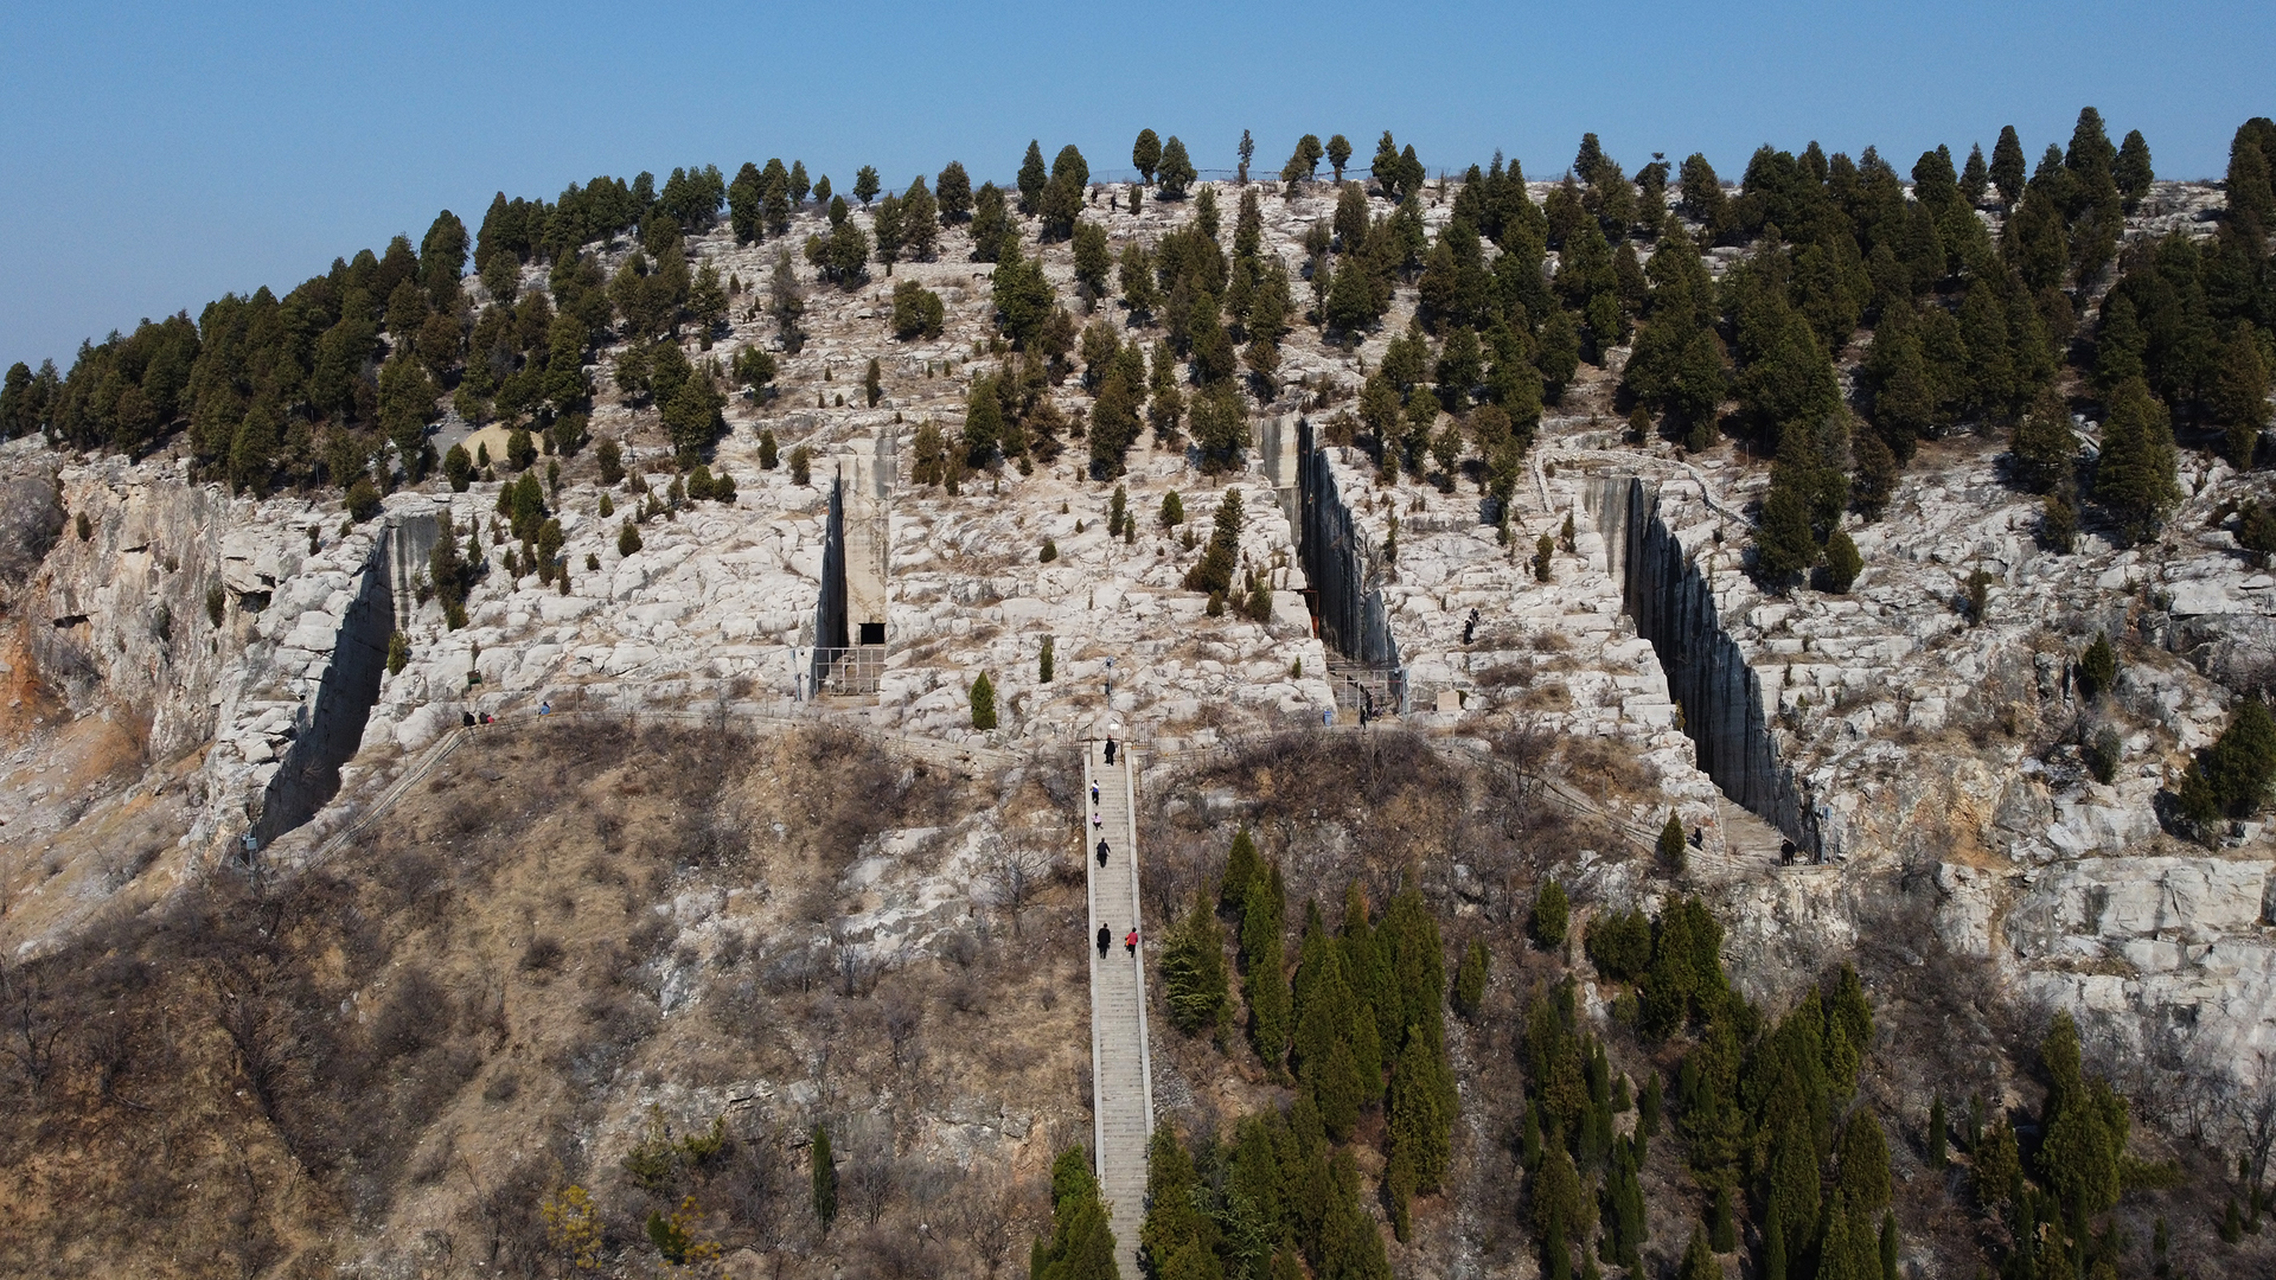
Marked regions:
[1596,477,1819,854]
[249,522,404,846]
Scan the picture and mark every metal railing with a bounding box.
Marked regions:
[808,645,886,696]
[1326,659,1407,717]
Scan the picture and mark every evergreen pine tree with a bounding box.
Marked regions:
[1990,126,2028,208]
[1221,828,1261,915]
[1711,1182,1736,1251]
[1452,938,1489,1018]
[2010,386,2077,493]
[1244,877,1293,1072]
[1532,877,1569,949]
[2094,377,2181,544]
[936,161,972,224]
[1679,1226,1719,1280]
[1658,812,1688,873]
[1017,141,1049,214]
[969,672,997,730]
[811,1123,837,1234]
[1157,137,1197,200]
[1132,129,1163,185]
[1754,445,1822,590]
[2211,321,2271,468]
[1032,1145,1119,1280]
[1162,891,1229,1033]
[1928,1093,1949,1168]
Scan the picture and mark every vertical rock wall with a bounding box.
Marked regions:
[815,474,849,656]
[1598,477,1819,853]
[1297,423,1400,670]
[249,522,398,845]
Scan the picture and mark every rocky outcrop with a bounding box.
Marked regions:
[1597,476,1817,852]
[0,473,63,583]
[1297,426,1400,671]
[249,518,402,845]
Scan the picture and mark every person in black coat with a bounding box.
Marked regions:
[1096,924,1111,956]
[1096,838,1110,867]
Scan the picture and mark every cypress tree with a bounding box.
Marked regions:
[2180,698,2276,825]
[2093,377,2180,544]
[1221,828,1261,916]
[1017,141,1048,214]
[1990,125,2028,207]
[1321,1151,1392,1280]
[1532,877,1569,949]
[1338,883,1389,1095]
[1878,1212,1898,1280]
[2115,130,2154,207]
[1821,528,1863,593]
[1960,143,1990,206]
[1928,1093,1948,1168]
[1033,1145,1119,1280]
[1753,448,1820,590]
[1658,812,1687,873]
[1244,877,1293,1072]
[2211,321,2270,469]
[936,161,972,224]
[811,1123,837,1234]
[1452,938,1489,1019]
[1389,1027,1451,1193]
[1711,1181,1736,1251]
[1140,1126,1216,1274]
[1819,1191,1862,1280]
[1680,1226,1719,1280]
[1162,891,1229,1033]
[2010,385,2077,493]
[1157,137,1196,201]
[1850,424,1898,520]
[2080,631,2118,700]
[1132,130,1163,185]
[1838,1108,1893,1214]
[969,672,997,730]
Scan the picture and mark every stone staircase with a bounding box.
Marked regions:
[1084,737,1152,1277]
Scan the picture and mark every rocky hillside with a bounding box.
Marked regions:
[0,120,2273,1278]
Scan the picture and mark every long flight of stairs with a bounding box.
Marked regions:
[1084,738,1152,1278]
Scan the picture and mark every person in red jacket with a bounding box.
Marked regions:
[1124,928,1137,956]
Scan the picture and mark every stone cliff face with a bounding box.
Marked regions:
[1298,424,1401,673]
[247,518,402,845]
[1597,476,1817,852]
[16,451,237,764]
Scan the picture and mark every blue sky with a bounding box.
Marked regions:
[3,0,2269,370]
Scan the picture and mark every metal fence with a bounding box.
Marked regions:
[1325,659,1408,718]
[808,645,886,697]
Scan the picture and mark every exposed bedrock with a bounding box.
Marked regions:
[1594,476,1817,853]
